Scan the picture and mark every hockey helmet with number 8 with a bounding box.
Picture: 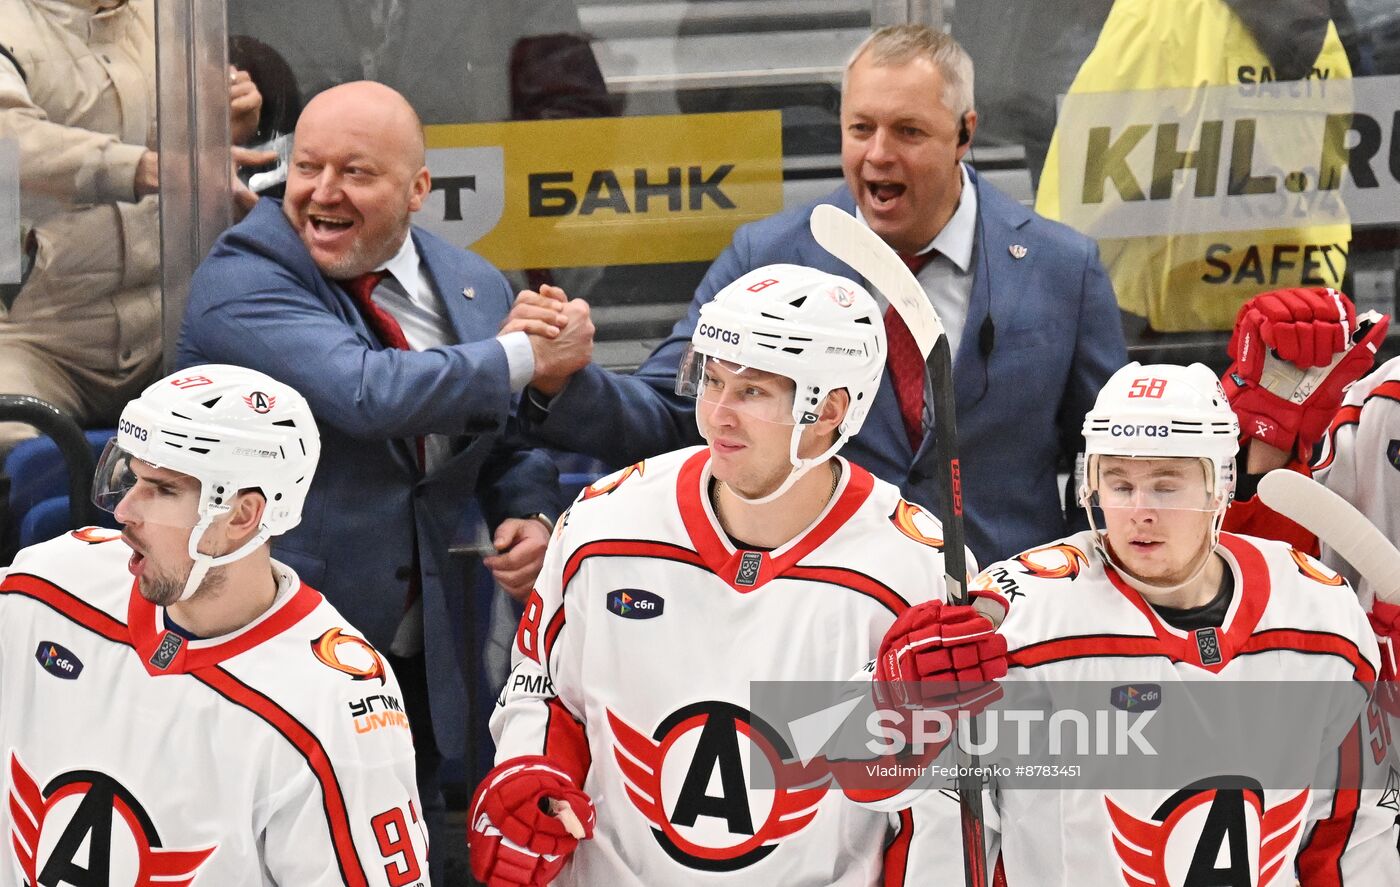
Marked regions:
[1078,362,1239,513]
[676,263,887,501]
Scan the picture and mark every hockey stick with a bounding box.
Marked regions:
[1256,469,1400,605]
[809,204,967,604]
[810,203,987,887]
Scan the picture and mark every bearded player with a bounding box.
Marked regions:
[0,365,428,885]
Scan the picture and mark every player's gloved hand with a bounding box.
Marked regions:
[1369,599,1400,717]
[1369,599,1400,683]
[1231,287,1356,372]
[1222,287,1390,455]
[468,757,595,887]
[874,601,1007,713]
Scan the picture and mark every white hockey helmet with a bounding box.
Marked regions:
[676,263,886,502]
[1078,362,1240,592]
[94,364,320,601]
[1079,361,1240,508]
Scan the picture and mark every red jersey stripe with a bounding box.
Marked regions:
[1238,629,1376,685]
[195,668,369,886]
[1295,721,1363,886]
[2,573,129,643]
[882,808,914,887]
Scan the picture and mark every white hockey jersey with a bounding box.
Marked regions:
[1311,354,1400,609]
[490,447,970,886]
[973,530,1398,886]
[1311,355,1400,849]
[0,528,429,887]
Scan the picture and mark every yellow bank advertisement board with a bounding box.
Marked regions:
[420,111,783,270]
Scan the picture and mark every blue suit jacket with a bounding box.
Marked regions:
[178,199,561,754]
[522,172,1126,565]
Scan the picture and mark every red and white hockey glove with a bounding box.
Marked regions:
[874,601,1007,713]
[1222,287,1390,455]
[1231,287,1357,371]
[1369,599,1400,717]
[468,757,595,887]
[1369,599,1400,684]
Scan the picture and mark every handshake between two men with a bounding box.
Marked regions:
[503,284,597,398]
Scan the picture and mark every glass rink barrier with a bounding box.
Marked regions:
[3,1,1399,397]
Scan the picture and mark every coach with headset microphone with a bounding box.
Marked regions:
[507,24,1127,566]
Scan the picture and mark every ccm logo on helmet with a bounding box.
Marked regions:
[1110,424,1170,437]
[118,419,149,442]
[698,323,741,346]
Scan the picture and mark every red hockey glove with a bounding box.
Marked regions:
[1370,599,1400,683]
[1229,287,1355,373]
[468,757,595,887]
[875,601,1007,713]
[1370,599,1400,717]
[1223,288,1389,455]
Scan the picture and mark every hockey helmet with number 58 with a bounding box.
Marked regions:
[1079,361,1239,515]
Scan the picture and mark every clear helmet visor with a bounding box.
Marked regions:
[676,346,802,427]
[92,439,204,529]
[1079,454,1222,514]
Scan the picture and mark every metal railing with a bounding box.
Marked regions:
[0,395,101,530]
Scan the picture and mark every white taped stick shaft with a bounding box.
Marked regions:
[808,204,945,357]
[811,206,988,887]
[1256,469,1400,605]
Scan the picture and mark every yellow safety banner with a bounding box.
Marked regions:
[420,111,783,270]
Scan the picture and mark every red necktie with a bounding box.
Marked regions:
[346,271,408,350]
[345,270,426,610]
[886,252,933,451]
[344,271,425,471]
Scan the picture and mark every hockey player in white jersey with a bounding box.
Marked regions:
[1215,286,1400,846]
[1215,286,1400,677]
[880,360,1400,885]
[0,365,429,886]
[1311,355,1400,607]
[468,264,973,886]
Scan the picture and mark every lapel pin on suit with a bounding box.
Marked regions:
[1009,245,1028,259]
[462,286,476,299]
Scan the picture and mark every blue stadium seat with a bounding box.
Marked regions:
[7,428,115,515]
[4,427,116,549]
[18,495,119,548]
